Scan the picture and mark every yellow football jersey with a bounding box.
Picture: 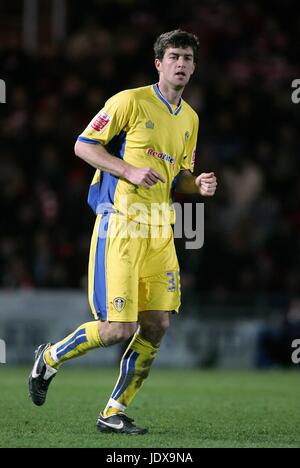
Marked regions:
[78,84,199,225]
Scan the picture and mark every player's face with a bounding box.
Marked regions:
[155,47,196,89]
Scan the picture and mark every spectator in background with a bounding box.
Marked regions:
[0,0,299,306]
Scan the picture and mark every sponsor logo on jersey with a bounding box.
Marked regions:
[147,148,174,165]
[113,297,126,312]
[90,111,111,132]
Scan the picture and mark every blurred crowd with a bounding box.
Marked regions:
[0,0,299,303]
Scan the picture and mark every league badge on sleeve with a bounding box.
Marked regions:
[90,110,112,132]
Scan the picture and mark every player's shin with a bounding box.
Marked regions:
[44,321,103,369]
[102,332,158,417]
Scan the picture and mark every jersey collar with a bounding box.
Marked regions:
[153,83,182,116]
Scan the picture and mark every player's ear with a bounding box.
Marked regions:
[154,58,162,72]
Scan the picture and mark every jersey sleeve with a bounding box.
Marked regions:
[77,90,134,146]
[180,113,199,173]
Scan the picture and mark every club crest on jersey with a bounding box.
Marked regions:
[90,111,111,132]
[113,297,126,312]
[146,120,154,129]
[185,131,190,141]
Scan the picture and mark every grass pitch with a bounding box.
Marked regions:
[0,366,299,448]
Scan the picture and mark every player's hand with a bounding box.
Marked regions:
[195,172,217,197]
[125,167,165,189]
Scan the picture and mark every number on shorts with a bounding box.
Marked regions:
[167,271,176,292]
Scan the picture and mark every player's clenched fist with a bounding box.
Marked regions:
[125,167,166,189]
[195,172,217,197]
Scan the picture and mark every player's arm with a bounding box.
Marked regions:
[74,140,165,189]
[175,170,217,197]
[177,113,217,196]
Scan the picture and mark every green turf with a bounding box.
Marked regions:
[0,366,299,448]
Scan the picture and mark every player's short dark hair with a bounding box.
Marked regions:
[154,29,200,63]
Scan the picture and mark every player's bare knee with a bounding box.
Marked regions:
[120,323,137,341]
[140,320,169,346]
[112,322,137,342]
[98,321,136,346]
[153,315,170,335]
[159,316,170,333]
